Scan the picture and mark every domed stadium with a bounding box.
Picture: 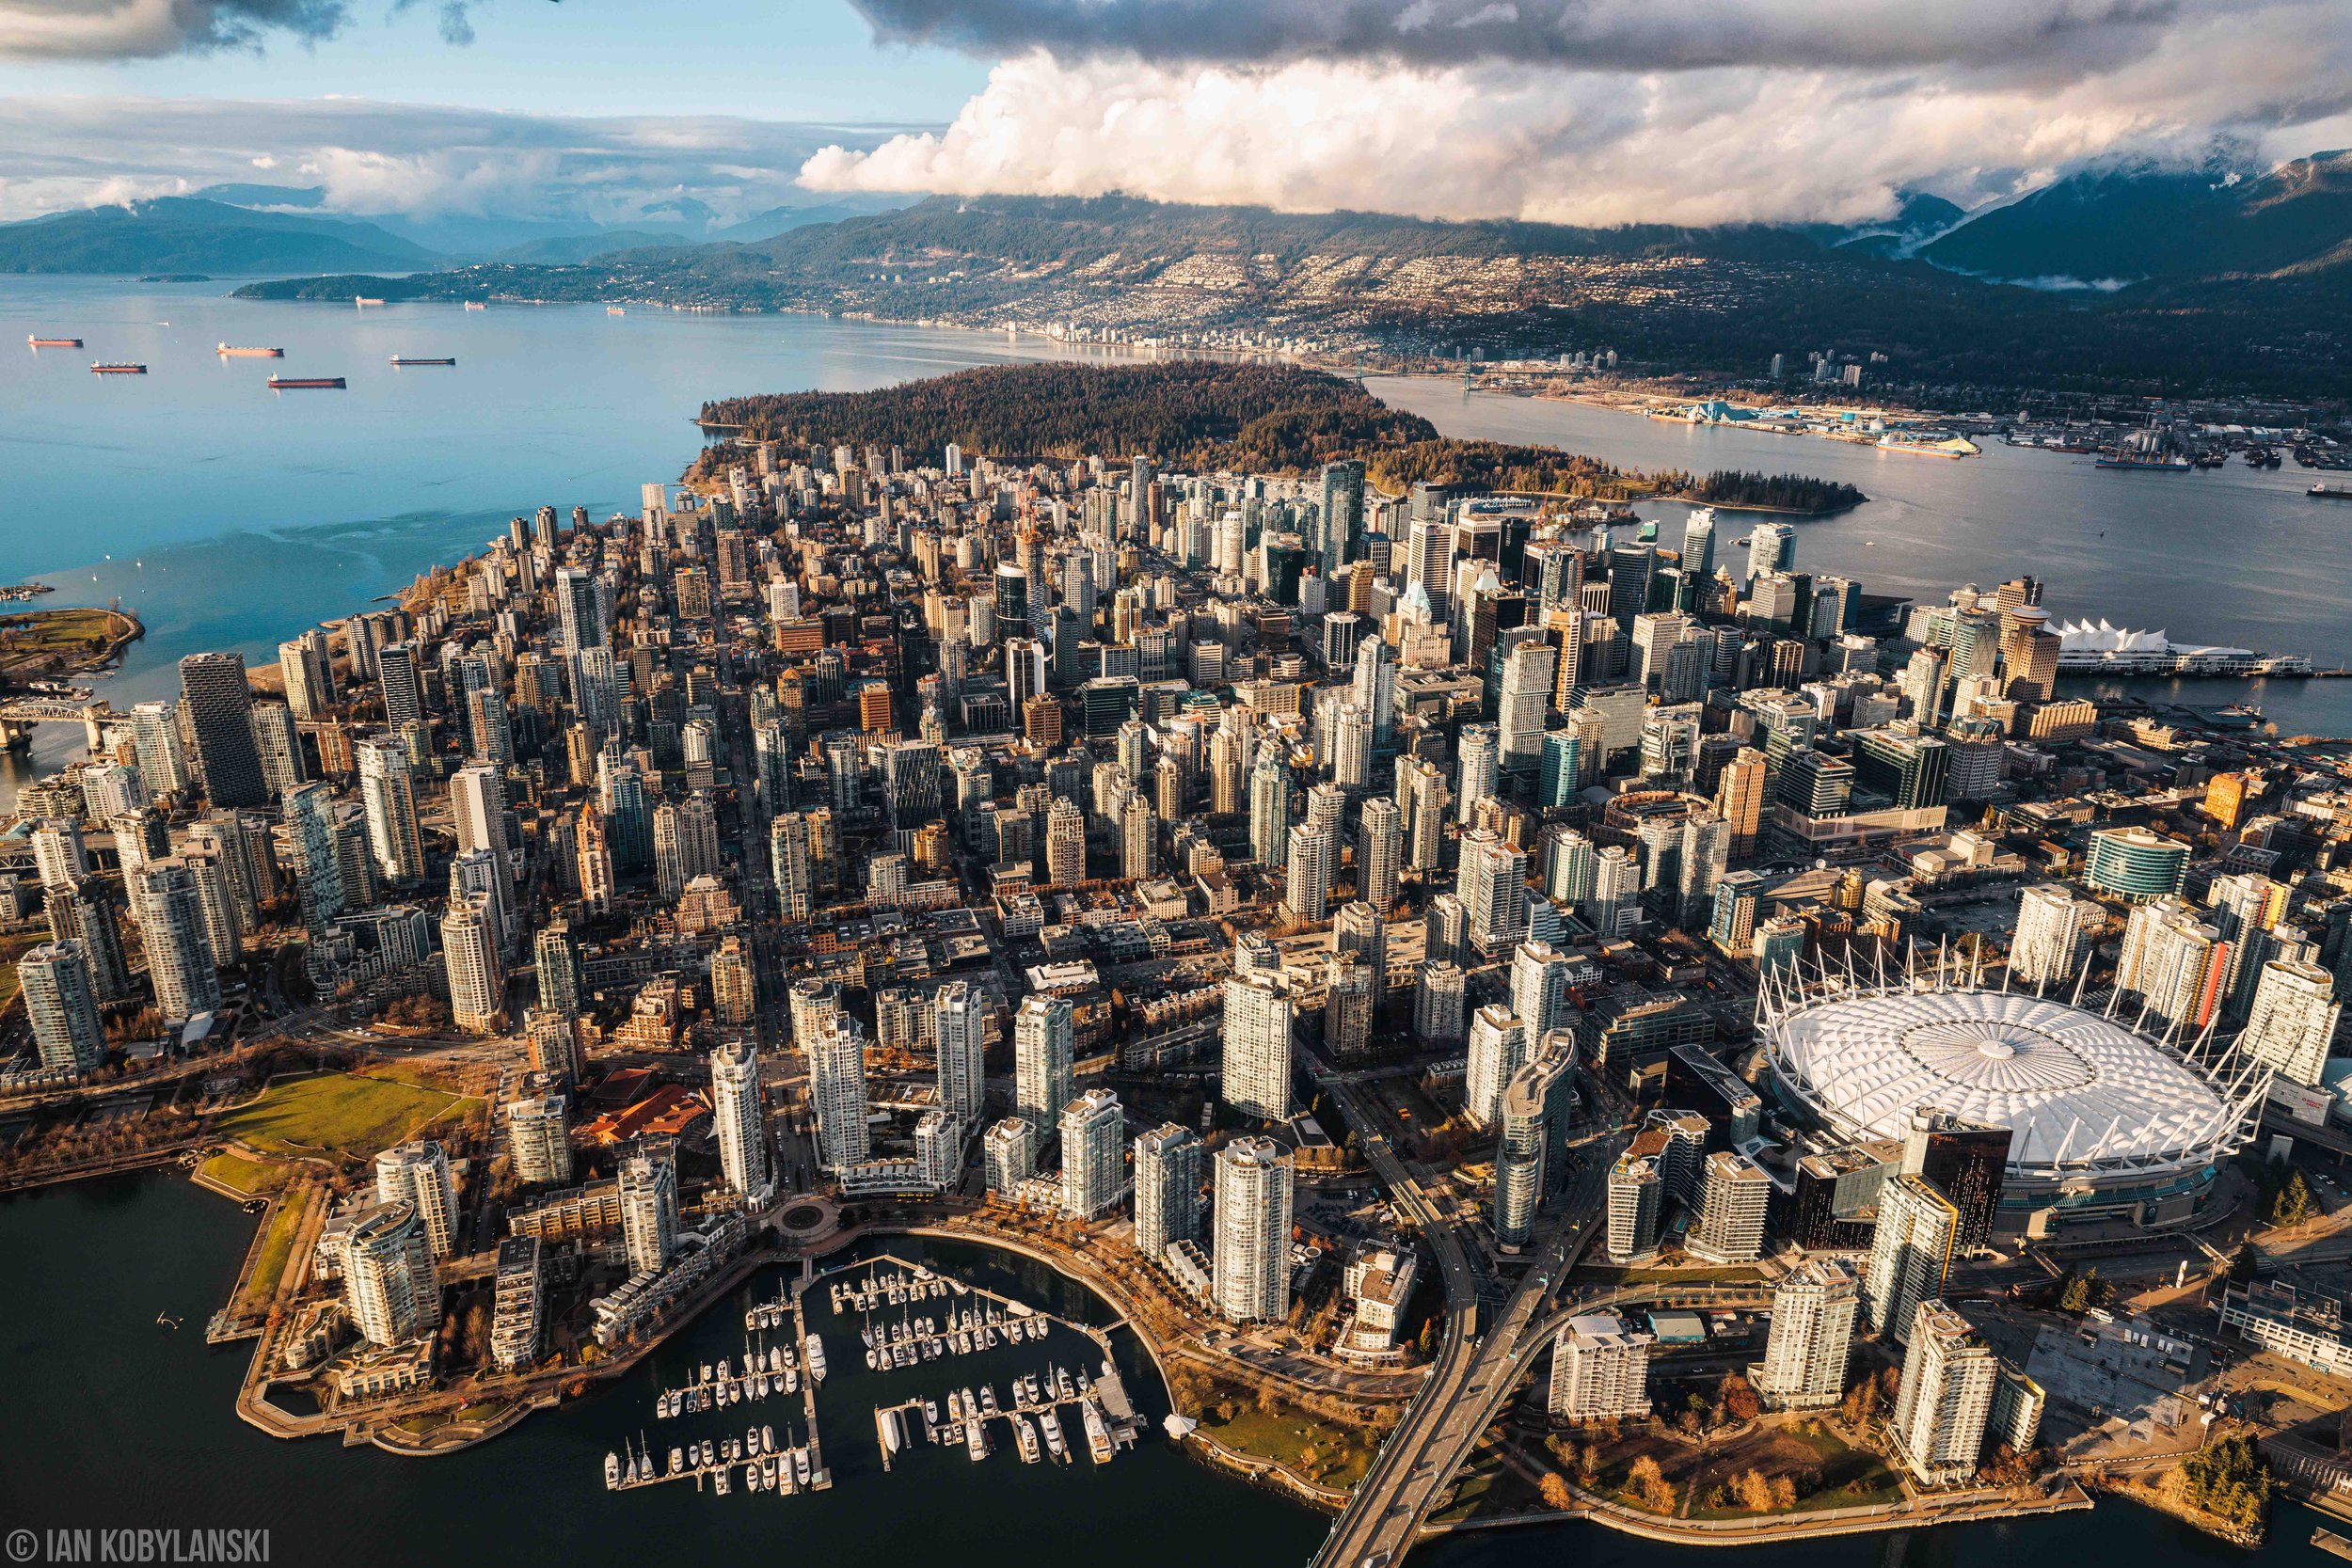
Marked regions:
[1760,974,2267,1223]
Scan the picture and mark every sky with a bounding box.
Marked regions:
[2,0,2350,231]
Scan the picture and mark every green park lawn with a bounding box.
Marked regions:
[218,1071,473,1162]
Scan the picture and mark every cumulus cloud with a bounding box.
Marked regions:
[812,0,2352,225]
[0,97,917,223]
[0,0,491,60]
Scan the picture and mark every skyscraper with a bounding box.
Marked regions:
[1865,1174,1960,1342]
[1889,1300,1999,1484]
[440,895,505,1033]
[356,736,427,887]
[1323,949,1375,1058]
[1212,1136,1294,1323]
[1688,1150,1772,1262]
[618,1147,680,1275]
[1013,996,1075,1130]
[933,980,988,1125]
[374,1140,459,1259]
[1248,745,1291,866]
[1220,970,1293,1120]
[710,1038,771,1200]
[1059,1088,1127,1218]
[1902,1111,2010,1252]
[178,652,268,808]
[341,1201,438,1346]
[129,860,220,1022]
[1606,1152,1663,1261]
[811,1015,872,1171]
[1284,819,1332,923]
[2010,883,2094,988]
[1133,1123,1205,1259]
[1464,1004,1531,1129]
[1752,1258,1860,1410]
[2237,958,2342,1086]
[503,1090,573,1186]
[1356,797,1401,911]
[20,941,104,1074]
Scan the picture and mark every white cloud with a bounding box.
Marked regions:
[804,2,2352,227]
[0,97,918,223]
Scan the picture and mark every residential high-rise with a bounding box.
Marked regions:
[280,781,344,931]
[377,641,425,730]
[710,1038,771,1200]
[178,652,268,808]
[533,923,582,1020]
[130,701,192,796]
[1133,1123,1205,1259]
[1492,1050,1574,1252]
[1220,970,1293,1120]
[1454,829,1528,953]
[1546,1314,1654,1420]
[2010,883,2094,988]
[1414,959,1468,1045]
[1864,1174,1960,1342]
[1284,819,1332,923]
[1606,1152,1663,1261]
[373,1140,459,1259]
[934,980,988,1124]
[440,895,505,1033]
[2238,958,2342,1086]
[1688,1150,1772,1263]
[1355,797,1401,911]
[811,1015,872,1171]
[984,1117,1039,1196]
[1059,1088,1127,1218]
[503,1091,573,1186]
[1323,949,1376,1058]
[1013,996,1076,1130]
[128,860,220,1022]
[1753,1258,1861,1410]
[342,1201,438,1346]
[1212,1136,1294,1323]
[450,763,512,869]
[356,736,427,887]
[1464,1004,1530,1129]
[770,812,813,921]
[20,941,105,1074]
[1889,1300,1999,1485]
[1713,747,1768,862]
[1248,746,1292,866]
[1508,940,1572,1038]
[618,1147,680,1275]
[1454,723,1500,818]
[1045,797,1087,887]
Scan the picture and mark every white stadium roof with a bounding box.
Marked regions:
[1766,988,2244,1179]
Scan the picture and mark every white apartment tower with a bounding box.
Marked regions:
[1752,1258,1860,1410]
[811,1015,873,1171]
[710,1038,771,1200]
[1059,1088,1127,1219]
[1220,970,1293,1121]
[1212,1136,1294,1323]
[1865,1174,1960,1342]
[1013,995,1076,1130]
[373,1140,459,1259]
[1547,1314,1654,1419]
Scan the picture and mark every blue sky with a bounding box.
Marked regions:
[0,1,984,121]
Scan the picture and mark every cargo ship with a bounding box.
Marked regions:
[28,335,83,348]
[2312,484,2352,500]
[217,343,284,357]
[354,295,385,307]
[389,356,456,366]
[606,306,626,315]
[2094,451,2192,471]
[90,362,148,374]
[267,375,346,389]
[463,301,487,311]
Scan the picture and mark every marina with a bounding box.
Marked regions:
[612,1252,1144,1502]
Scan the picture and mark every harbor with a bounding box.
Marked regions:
[605,1252,1147,1503]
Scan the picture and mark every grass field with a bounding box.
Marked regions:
[0,608,134,675]
[241,1194,308,1308]
[218,1071,472,1161]
[1196,1389,1380,1489]
[198,1150,281,1196]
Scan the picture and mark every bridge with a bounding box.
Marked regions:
[0,694,111,752]
[1307,1065,1625,1568]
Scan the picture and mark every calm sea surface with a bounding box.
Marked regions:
[0,1174,2337,1568]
